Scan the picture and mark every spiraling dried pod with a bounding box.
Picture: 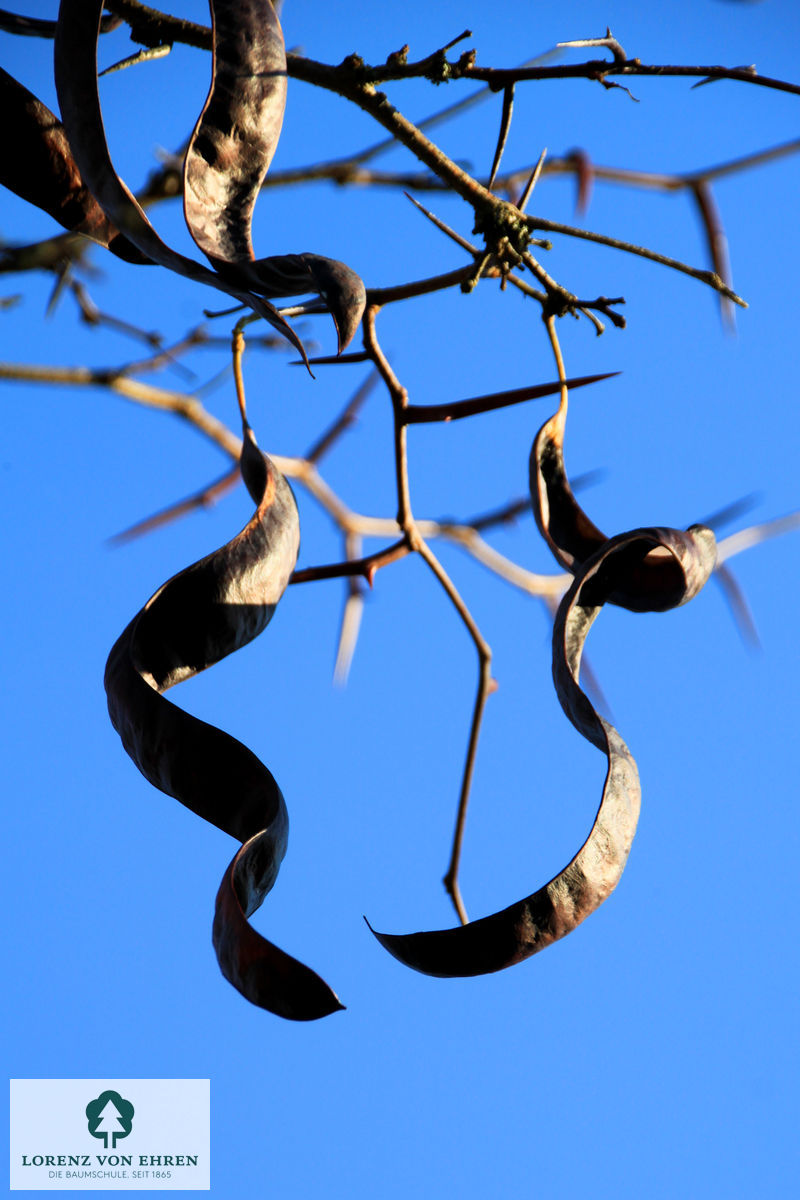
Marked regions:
[54,0,307,359]
[528,389,713,609]
[104,413,342,1020]
[370,523,717,978]
[183,0,366,351]
[0,67,148,263]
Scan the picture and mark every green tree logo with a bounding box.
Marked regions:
[85,1090,135,1149]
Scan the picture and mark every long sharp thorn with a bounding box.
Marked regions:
[517,148,548,213]
[404,192,476,253]
[488,84,515,191]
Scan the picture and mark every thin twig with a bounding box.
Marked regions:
[103,4,800,103]
[362,308,497,924]
[290,537,411,584]
[525,213,746,306]
[0,361,242,458]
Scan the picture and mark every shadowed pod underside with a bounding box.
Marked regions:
[104,416,342,1021]
[183,0,366,352]
[0,66,148,263]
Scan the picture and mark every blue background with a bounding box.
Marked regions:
[2,1,798,1196]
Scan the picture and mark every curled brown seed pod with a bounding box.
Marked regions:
[370,524,716,978]
[0,66,148,263]
[184,0,366,351]
[184,0,288,269]
[104,414,342,1021]
[529,391,712,609]
[54,0,308,361]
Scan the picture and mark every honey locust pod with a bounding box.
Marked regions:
[183,0,366,351]
[104,408,342,1020]
[54,0,310,361]
[370,523,716,978]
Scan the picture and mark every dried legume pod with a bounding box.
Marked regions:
[370,523,716,977]
[0,66,148,263]
[54,0,308,361]
[183,0,366,351]
[528,391,710,610]
[104,415,343,1020]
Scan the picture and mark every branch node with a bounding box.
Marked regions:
[386,44,409,68]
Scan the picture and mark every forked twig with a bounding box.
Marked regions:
[362,305,497,923]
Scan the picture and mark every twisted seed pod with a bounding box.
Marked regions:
[528,394,713,608]
[370,523,716,977]
[0,66,148,263]
[104,416,342,1021]
[184,0,287,268]
[371,378,717,977]
[183,0,366,352]
[54,0,308,361]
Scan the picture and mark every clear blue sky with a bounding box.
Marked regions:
[2,1,799,1196]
